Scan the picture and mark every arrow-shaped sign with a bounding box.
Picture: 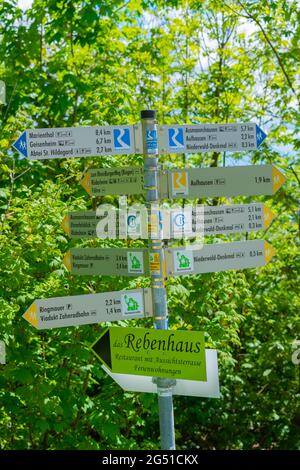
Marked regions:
[63,248,149,276]
[165,239,275,276]
[81,166,145,196]
[62,203,274,240]
[158,122,266,154]
[61,208,148,240]
[165,203,275,238]
[23,289,153,330]
[91,327,207,381]
[102,349,220,398]
[165,164,286,199]
[12,122,267,160]
[12,125,143,160]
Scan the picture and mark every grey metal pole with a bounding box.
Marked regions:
[141,110,176,450]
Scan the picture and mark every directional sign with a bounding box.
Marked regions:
[91,327,207,381]
[81,166,144,196]
[165,203,274,238]
[22,289,153,330]
[102,349,220,398]
[158,122,266,154]
[165,239,275,276]
[61,209,148,239]
[63,248,149,276]
[62,203,274,241]
[12,125,142,160]
[194,203,274,235]
[165,165,286,199]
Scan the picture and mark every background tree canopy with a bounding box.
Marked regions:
[0,0,299,450]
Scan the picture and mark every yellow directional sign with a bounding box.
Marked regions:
[272,166,286,193]
[80,173,91,194]
[263,206,274,227]
[264,241,276,264]
[23,303,38,328]
[61,215,71,236]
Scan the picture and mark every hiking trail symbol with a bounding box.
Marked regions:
[177,252,190,269]
[113,128,131,149]
[124,295,139,312]
[130,253,141,270]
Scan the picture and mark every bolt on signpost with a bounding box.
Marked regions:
[141,110,175,450]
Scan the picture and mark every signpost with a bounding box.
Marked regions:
[16,110,287,451]
[63,247,149,276]
[80,166,145,196]
[158,122,266,154]
[165,240,275,276]
[23,289,153,330]
[165,164,286,199]
[12,125,142,160]
[91,327,207,381]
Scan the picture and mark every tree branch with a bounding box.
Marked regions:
[236,0,300,105]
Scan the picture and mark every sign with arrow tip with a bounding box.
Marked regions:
[63,248,149,276]
[12,125,142,160]
[62,203,274,240]
[23,289,153,330]
[165,164,286,199]
[158,122,266,154]
[165,239,275,276]
[91,327,207,381]
[81,166,145,196]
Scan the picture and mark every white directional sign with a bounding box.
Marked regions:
[62,203,274,240]
[166,165,286,199]
[12,125,143,160]
[12,122,267,159]
[166,203,274,238]
[61,209,148,239]
[63,248,149,276]
[158,122,266,154]
[165,239,275,276]
[102,349,220,398]
[23,288,153,330]
[81,166,144,196]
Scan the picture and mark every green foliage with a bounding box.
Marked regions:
[0,0,299,450]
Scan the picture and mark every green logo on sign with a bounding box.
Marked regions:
[129,253,141,270]
[124,295,139,312]
[177,252,190,269]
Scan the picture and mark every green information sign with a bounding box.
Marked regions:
[91,327,207,381]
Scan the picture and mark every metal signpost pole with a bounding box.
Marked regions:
[141,110,176,450]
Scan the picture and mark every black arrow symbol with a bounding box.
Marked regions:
[91,329,112,369]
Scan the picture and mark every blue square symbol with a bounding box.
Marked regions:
[113,128,131,150]
[168,128,184,148]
